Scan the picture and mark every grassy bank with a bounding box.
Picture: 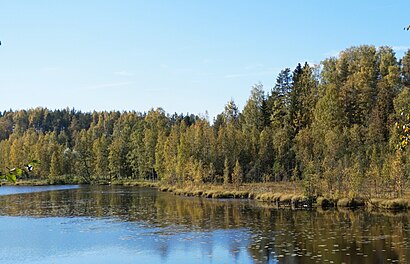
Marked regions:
[157,182,312,208]
[5,178,410,211]
[8,179,50,186]
[156,182,410,211]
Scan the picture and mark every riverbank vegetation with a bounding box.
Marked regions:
[1,45,410,203]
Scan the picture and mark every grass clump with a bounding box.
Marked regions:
[291,194,313,208]
[233,191,249,199]
[173,188,186,196]
[212,192,233,199]
[279,194,293,204]
[202,190,218,198]
[383,199,409,210]
[192,190,204,196]
[337,198,365,208]
[14,179,49,186]
[369,198,409,210]
[256,192,282,202]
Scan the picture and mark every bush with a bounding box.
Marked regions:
[316,197,336,208]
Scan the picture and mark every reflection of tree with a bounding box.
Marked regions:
[0,186,409,263]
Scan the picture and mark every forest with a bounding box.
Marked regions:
[1,45,410,199]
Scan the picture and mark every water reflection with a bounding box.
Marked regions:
[0,185,79,196]
[0,185,408,263]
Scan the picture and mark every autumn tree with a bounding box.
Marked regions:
[232,160,243,190]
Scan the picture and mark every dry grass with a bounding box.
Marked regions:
[336,198,365,208]
[102,180,410,211]
[111,180,159,188]
[13,179,49,186]
[154,182,312,208]
[254,192,313,208]
[368,198,409,210]
[336,198,351,208]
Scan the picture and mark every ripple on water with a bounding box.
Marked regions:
[0,186,410,264]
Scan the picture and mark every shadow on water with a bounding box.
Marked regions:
[0,185,409,263]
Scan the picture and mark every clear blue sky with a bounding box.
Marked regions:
[0,1,409,119]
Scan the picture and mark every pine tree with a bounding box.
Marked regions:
[74,130,92,183]
[128,121,146,179]
[223,99,239,125]
[163,125,179,184]
[154,131,166,181]
[232,160,243,190]
[50,151,63,178]
[92,135,110,180]
[402,49,410,87]
[223,158,230,185]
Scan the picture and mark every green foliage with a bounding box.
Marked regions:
[394,88,410,150]
[0,159,39,183]
[396,113,410,150]
[232,160,243,190]
[403,50,410,86]
[223,158,230,185]
[92,134,110,179]
[0,45,409,199]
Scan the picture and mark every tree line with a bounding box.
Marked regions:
[1,45,410,198]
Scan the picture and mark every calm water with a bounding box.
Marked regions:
[0,185,409,264]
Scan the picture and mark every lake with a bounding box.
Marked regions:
[0,185,408,263]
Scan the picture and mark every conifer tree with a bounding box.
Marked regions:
[223,158,230,185]
[232,160,243,190]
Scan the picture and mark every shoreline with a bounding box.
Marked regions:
[6,179,410,211]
